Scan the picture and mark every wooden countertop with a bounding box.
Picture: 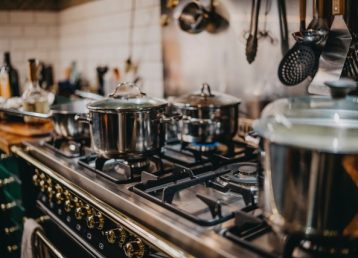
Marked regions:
[0,121,53,154]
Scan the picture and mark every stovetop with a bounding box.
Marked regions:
[19,138,358,258]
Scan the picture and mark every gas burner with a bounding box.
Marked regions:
[164,139,257,167]
[43,138,91,158]
[78,155,164,183]
[186,141,220,152]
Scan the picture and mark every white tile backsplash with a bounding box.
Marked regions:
[0,0,163,97]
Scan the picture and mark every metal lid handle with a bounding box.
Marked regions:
[201,83,213,97]
[109,82,145,99]
[324,79,357,99]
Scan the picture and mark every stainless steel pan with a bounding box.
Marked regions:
[0,100,90,139]
[172,83,241,144]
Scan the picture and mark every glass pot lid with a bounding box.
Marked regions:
[173,83,241,108]
[87,82,167,111]
[253,79,358,153]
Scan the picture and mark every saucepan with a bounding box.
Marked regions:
[253,79,358,253]
[171,83,241,144]
[76,82,177,159]
[0,100,91,139]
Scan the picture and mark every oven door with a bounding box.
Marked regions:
[33,219,96,258]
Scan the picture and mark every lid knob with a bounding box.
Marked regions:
[324,79,357,99]
[109,82,145,99]
[201,83,213,97]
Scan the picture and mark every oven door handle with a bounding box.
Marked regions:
[34,230,66,258]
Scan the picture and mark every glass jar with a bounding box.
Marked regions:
[22,59,49,123]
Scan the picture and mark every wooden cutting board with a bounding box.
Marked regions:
[0,121,54,137]
[0,121,53,154]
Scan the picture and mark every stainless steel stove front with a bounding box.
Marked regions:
[12,143,260,258]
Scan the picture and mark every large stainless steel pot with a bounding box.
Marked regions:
[253,80,358,250]
[172,83,241,144]
[77,82,168,159]
[0,100,90,139]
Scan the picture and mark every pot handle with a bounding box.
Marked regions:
[201,83,214,97]
[160,113,183,123]
[74,114,91,124]
[325,79,357,99]
[0,107,51,119]
[109,82,145,99]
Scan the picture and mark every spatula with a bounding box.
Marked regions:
[308,0,352,95]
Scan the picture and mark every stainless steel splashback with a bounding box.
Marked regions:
[161,0,316,118]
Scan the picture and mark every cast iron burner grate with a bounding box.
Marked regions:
[223,211,358,258]
[78,155,161,183]
[164,139,257,167]
[43,137,91,158]
[131,163,258,226]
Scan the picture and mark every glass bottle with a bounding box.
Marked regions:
[22,59,49,123]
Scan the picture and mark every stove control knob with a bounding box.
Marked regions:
[123,238,145,258]
[86,212,104,230]
[32,174,39,186]
[37,173,46,188]
[55,187,69,205]
[105,227,127,246]
[75,204,92,220]
[64,196,78,212]
[47,185,55,199]
[40,177,51,192]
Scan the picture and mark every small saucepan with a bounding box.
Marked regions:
[171,83,241,144]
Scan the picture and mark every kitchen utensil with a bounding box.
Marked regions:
[309,0,352,95]
[171,83,240,144]
[278,0,318,86]
[175,0,208,34]
[125,0,136,74]
[277,0,289,55]
[174,0,228,34]
[307,0,329,39]
[76,82,171,159]
[246,0,261,64]
[0,100,90,139]
[278,44,317,86]
[299,0,306,32]
[257,0,277,45]
[254,79,358,248]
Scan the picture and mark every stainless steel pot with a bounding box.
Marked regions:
[172,83,241,144]
[77,82,169,159]
[254,80,358,250]
[0,100,90,139]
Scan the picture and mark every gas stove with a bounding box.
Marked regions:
[11,137,358,258]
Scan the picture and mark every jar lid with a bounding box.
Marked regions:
[173,83,241,109]
[87,82,167,111]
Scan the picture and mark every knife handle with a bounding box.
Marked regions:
[332,0,344,15]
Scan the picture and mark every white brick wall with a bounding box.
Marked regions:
[0,0,163,97]
[0,11,58,91]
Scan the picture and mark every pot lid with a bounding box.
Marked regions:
[173,83,241,108]
[87,82,167,111]
[253,79,358,153]
[51,99,90,114]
